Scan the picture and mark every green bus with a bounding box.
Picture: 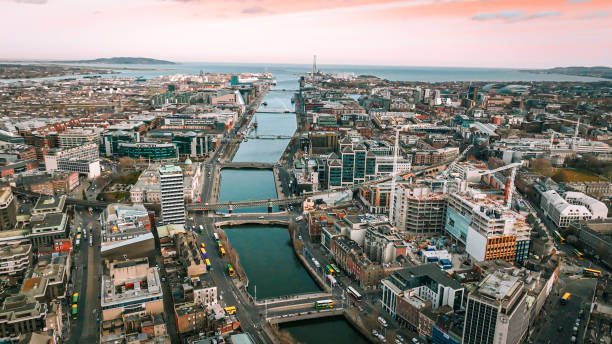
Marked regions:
[554,230,565,244]
[314,299,334,309]
[330,264,340,275]
[573,249,584,259]
[227,264,235,277]
[71,304,78,319]
[325,265,335,276]
[72,293,79,304]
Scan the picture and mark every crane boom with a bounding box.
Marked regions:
[476,162,523,176]
[475,161,523,209]
[440,144,473,179]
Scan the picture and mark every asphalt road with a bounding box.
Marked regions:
[68,208,103,344]
[192,212,273,344]
[531,277,596,344]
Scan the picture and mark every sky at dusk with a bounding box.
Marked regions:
[1,0,611,68]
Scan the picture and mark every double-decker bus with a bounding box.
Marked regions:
[224,306,237,315]
[220,248,226,257]
[583,268,602,277]
[573,249,584,259]
[227,264,235,277]
[560,292,571,305]
[330,264,340,275]
[200,248,208,259]
[325,265,335,276]
[314,299,334,309]
[205,259,212,270]
[554,230,566,244]
[72,293,79,304]
[71,304,78,319]
[347,286,362,301]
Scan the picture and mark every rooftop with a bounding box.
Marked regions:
[159,165,182,174]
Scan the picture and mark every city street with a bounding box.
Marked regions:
[531,277,597,344]
[68,208,103,344]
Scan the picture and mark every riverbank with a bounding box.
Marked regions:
[290,226,331,294]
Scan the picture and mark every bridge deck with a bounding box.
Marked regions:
[266,308,344,324]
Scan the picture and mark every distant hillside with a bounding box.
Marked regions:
[522,66,612,80]
[61,57,176,65]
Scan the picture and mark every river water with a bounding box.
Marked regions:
[281,316,370,344]
[217,82,371,343]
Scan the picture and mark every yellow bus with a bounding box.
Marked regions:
[200,243,205,248]
[224,306,237,315]
[220,248,226,257]
[560,292,571,305]
[583,268,602,277]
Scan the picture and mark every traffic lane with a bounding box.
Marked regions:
[193,217,271,344]
[80,230,100,342]
[535,277,595,343]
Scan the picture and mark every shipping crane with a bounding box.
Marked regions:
[473,161,523,209]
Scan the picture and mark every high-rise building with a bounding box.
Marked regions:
[0,187,17,231]
[463,271,530,344]
[159,165,185,225]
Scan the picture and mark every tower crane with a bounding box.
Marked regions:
[439,144,474,180]
[473,161,523,209]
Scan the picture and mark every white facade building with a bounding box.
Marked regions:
[159,165,185,225]
[44,143,101,179]
[540,190,607,228]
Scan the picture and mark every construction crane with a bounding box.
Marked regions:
[474,161,523,209]
[439,144,474,179]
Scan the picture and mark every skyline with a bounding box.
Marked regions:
[1,0,611,68]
